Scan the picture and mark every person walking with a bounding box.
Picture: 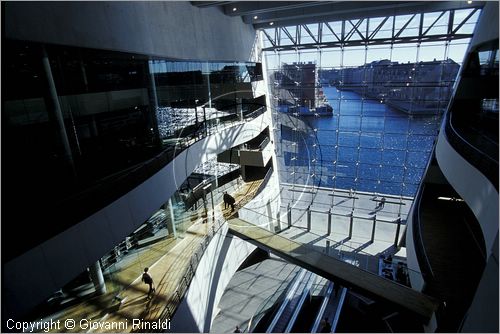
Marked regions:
[142,267,155,299]
[223,192,230,209]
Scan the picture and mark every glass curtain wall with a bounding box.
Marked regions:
[3,40,265,314]
[263,10,479,198]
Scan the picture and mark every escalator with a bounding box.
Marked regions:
[251,268,347,333]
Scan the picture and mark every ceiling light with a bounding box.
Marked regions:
[253,15,258,19]
[467,0,472,4]
[232,7,237,11]
[269,22,274,26]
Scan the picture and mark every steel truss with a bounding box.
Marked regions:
[262,8,480,52]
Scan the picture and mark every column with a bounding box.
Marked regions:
[287,203,292,228]
[326,240,331,255]
[327,208,332,235]
[276,212,282,232]
[147,62,161,144]
[370,215,377,243]
[164,199,177,239]
[394,216,402,247]
[237,98,243,120]
[89,261,106,295]
[307,206,311,231]
[42,46,75,175]
[348,211,354,239]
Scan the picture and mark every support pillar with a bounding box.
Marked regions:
[237,98,243,121]
[348,211,354,239]
[327,208,332,235]
[287,203,292,228]
[371,215,377,243]
[147,63,160,144]
[276,212,282,231]
[164,199,177,239]
[307,206,311,231]
[326,240,330,255]
[89,261,106,295]
[394,216,402,247]
[42,46,75,175]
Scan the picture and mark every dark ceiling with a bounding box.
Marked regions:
[191,1,485,29]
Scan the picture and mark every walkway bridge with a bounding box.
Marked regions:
[227,218,439,323]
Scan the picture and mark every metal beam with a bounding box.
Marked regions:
[261,9,477,52]
[263,33,474,52]
[251,1,484,28]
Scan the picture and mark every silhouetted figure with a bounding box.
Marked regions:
[320,317,332,333]
[380,196,386,209]
[223,192,231,209]
[224,192,236,212]
[142,267,155,299]
[234,325,242,333]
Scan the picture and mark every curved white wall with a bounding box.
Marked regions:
[169,224,258,332]
[435,130,499,255]
[170,170,281,332]
[404,206,426,293]
[3,111,272,319]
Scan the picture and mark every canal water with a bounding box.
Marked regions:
[278,86,443,197]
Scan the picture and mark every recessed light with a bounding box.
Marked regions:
[254,15,258,19]
[270,22,274,26]
[467,0,472,4]
[232,7,237,11]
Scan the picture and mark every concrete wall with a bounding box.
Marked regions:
[4,1,256,62]
[170,173,282,332]
[3,111,273,319]
[169,224,257,332]
[239,171,282,231]
[239,139,273,167]
[404,203,426,293]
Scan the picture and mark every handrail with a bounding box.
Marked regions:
[12,105,268,262]
[331,287,348,332]
[284,272,316,333]
[266,269,307,333]
[247,268,302,332]
[412,185,435,284]
[245,136,271,151]
[147,217,227,332]
[311,282,334,333]
[444,109,498,190]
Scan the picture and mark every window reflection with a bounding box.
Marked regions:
[2,39,264,258]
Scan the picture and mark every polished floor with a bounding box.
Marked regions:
[43,178,263,332]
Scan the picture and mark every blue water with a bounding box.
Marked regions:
[278,87,442,197]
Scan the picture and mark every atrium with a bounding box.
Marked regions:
[2,1,498,333]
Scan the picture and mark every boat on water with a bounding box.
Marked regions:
[278,104,333,116]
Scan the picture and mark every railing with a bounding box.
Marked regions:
[245,136,270,151]
[21,105,268,261]
[411,184,435,285]
[247,269,304,332]
[444,110,498,190]
[331,287,348,332]
[148,217,227,332]
[311,282,334,333]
